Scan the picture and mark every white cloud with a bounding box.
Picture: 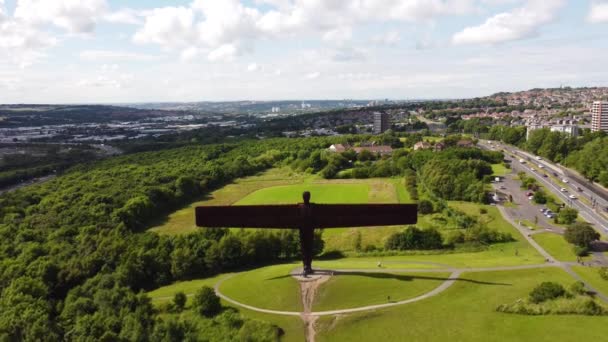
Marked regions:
[132,0,477,62]
[322,27,353,44]
[371,30,401,46]
[247,63,260,72]
[588,1,608,23]
[0,16,57,68]
[104,8,142,25]
[452,0,565,45]
[207,44,239,62]
[14,0,108,34]
[304,71,320,80]
[133,6,195,47]
[80,50,159,61]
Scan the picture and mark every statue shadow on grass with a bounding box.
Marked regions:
[266,271,511,286]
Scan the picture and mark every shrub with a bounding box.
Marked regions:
[529,282,566,304]
[558,207,578,225]
[573,245,589,257]
[570,281,586,295]
[193,286,221,317]
[418,200,434,215]
[599,267,608,281]
[173,292,187,312]
[565,222,600,248]
[479,208,488,214]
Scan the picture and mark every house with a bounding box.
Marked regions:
[434,141,446,152]
[456,140,474,148]
[353,145,393,155]
[328,144,347,153]
[413,141,431,150]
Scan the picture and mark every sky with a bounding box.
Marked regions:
[1,0,608,104]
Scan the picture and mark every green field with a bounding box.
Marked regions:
[148,274,228,305]
[313,271,450,311]
[236,183,369,204]
[219,264,303,312]
[571,266,608,298]
[532,233,578,262]
[149,167,411,238]
[491,163,510,177]
[316,268,607,341]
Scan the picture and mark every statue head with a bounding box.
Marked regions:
[302,191,311,205]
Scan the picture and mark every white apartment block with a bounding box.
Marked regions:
[591,101,608,132]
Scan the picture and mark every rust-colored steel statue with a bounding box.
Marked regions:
[196,191,417,275]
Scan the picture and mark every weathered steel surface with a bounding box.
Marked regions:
[195,191,418,275]
[195,203,417,228]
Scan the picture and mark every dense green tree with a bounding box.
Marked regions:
[564,223,600,248]
[173,292,187,312]
[557,207,578,225]
[193,286,221,317]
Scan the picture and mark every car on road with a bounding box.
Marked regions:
[546,213,554,219]
[499,185,506,190]
[569,195,577,199]
[519,159,526,163]
[542,174,548,178]
[528,196,534,200]
[560,188,567,192]
[576,187,583,192]
[540,208,547,213]
[531,168,536,171]
[535,156,542,160]
[538,164,544,169]
[526,191,534,196]
[563,179,569,183]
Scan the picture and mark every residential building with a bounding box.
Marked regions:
[353,145,393,155]
[328,144,347,153]
[550,125,579,137]
[591,101,608,132]
[413,141,431,150]
[373,112,390,134]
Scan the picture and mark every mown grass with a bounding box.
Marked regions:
[313,271,450,311]
[571,266,608,298]
[492,163,510,177]
[532,233,578,262]
[148,274,228,306]
[236,183,369,205]
[218,264,303,312]
[316,268,607,341]
[149,168,307,235]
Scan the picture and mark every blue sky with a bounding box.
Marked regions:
[1,0,608,103]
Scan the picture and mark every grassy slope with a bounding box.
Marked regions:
[236,183,369,204]
[147,274,227,305]
[317,268,607,342]
[149,168,307,235]
[571,266,608,298]
[532,233,577,262]
[219,264,303,312]
[313,271,450,311]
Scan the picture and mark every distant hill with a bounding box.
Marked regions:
[0,105,183,127]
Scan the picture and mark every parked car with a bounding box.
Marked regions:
[526,191,534,196]
[546,214,554,219]
[528,196,534,200]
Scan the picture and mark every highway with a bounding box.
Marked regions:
[479,140,608,234]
